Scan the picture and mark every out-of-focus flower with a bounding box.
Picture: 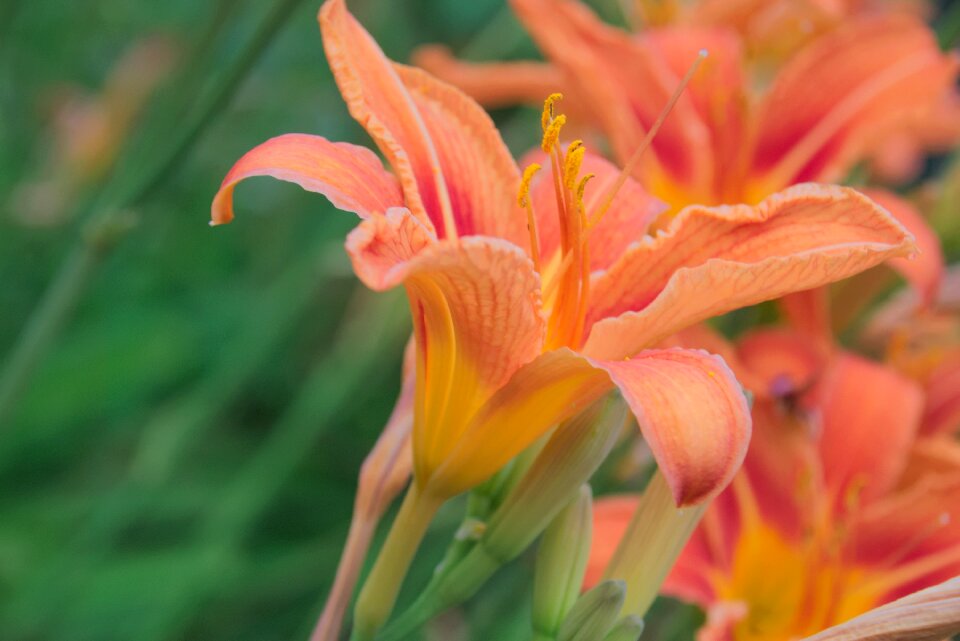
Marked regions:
[799,576,960,641]
[625,0,932,63]
[416,0,959,205]
[11,37,178,226]
[588,323,960,640]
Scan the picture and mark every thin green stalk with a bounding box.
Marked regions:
[938,0,960,50]
[350,487,444,641]
[1,249,343,630]
[0,0,306,428]
[134,289,409,641]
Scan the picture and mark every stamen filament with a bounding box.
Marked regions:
[518,163,544,273]
[588,49,707,230]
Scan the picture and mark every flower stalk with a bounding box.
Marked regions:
[602,471,707,618]
[350,486,443,641]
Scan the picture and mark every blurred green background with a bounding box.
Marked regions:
[1,0,957,640]
[0,1,574,639]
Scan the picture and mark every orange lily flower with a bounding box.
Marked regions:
[417,0,958,209]
[588,324,960,640]
[213,0,912,509]
[212,2,916,633]
[625,0,933,63]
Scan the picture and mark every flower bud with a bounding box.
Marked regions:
[602,471,707,618]
[483,394,625,559]
[378,394,627,641]
[556,580,625,641]
[602,616,644,641]
[532,484,593,639]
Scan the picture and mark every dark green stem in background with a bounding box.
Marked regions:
[938,0,960,49]
[0,0,307,428]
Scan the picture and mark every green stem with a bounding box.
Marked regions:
[351,486,443,641]
[602,471,706,619]
[0,0,305,428]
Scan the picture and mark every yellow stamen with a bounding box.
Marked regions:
[541,92,564,132]
[541,115,567,153]
[575,173,595,205]
[563,140,585,190]
[518,163,542,209]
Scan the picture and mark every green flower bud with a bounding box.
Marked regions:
[602,615,645,641]
[603,471,706,619]
[379,394,627,641]
[532,484,593,639]
[556,580,625,641]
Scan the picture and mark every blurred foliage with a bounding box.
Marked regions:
[0,0,958,640]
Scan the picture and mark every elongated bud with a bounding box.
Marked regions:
[556,580,625,641]
[532,484,593,639]
[602,616,644,641]
[378,395,627,641]
[602,471,707,619]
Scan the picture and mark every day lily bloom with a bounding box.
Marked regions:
[622,0,933,63]
[588,326,960,641]
[212,0,914,634]
[417,0,959,209]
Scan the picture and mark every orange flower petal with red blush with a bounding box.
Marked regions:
[584,184,914,360]
[779,287,833,347]
[816,353,924,507]
[597,348,750,506]
[861,188,944,306]
[509,0,715,201]
[411,45,571,111]
[751,15,959,190]
[432,346,750,505]
[345,208,435,290]
[740,400,819,540]
[428,348,609,497]
[850,473,960,600]
[735,328,825,400]
[387,237,545,487]
[522,148,667,270]
[921,356,960,437]
[211,133,404,225]
[320,0,525,244]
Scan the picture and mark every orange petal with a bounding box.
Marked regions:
[584,184,914,360]
[597,348,751,506]
[799,577,960,641]
[388,237,546,489]
[779,287,833,347]
[861,188,943,307]
[523,148,667,270]
[319,0,525,244]
[345,208,435,291]
[850,474,960,600]
[427,348,610,497]
[815,353,924,507]
[433,345,750,505]
[509,0,716,202]
[752,15,959,190]
[211,133,403,225]
[922,355,960,437]
[741,400,820,541]
[735,328,825,400]
[411,45,569,110]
